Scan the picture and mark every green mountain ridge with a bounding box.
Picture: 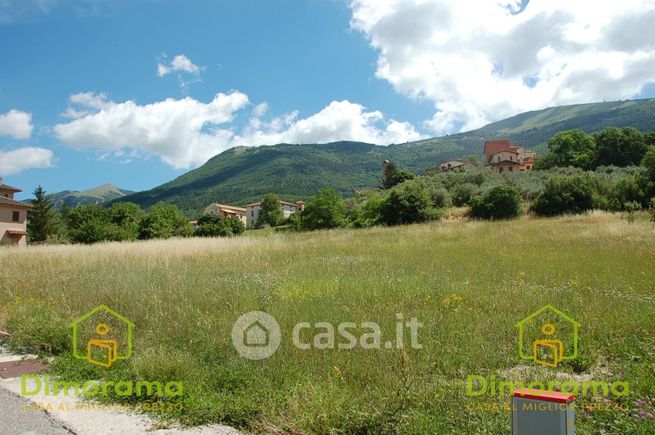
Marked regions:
[48,183,134,208]
[119,98,655,215]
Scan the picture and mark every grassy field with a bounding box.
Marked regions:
[1,212,654,434]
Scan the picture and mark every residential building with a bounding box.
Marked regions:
[202,203,247,226]
[244,200,305,228]
[484,140,536,173]
[435,159,478,173]
[0,178,31,246]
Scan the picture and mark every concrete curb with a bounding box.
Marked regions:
[0,348,239,434]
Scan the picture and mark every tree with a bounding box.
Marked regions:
[642,146,655,180]
[65,205,112,244]
[139,203,192,240]
[470,185,522,220]
[300,188,347,230]
[530,175,594,216]
[593,127,648,168]
[257,193,284,227]
[27,186,57,242]
[542,129,596,169]
[382,160,415,189]
[107,202,143,241]
[380,181,437,225]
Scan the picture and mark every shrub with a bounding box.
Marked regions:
[194,215,245,237]
[531,175,594,216]
[380,181,438,225]
[429,186,452,208]
[451,183,480,206]
[139,203,192,239]
[470,185,522,220]
[623,201,641,223]
[649,198,655,222]
[300,188,348,230]
[346,192,385,228]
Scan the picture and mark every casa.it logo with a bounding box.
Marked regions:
[70,305,134,367]
[516,305,580,367]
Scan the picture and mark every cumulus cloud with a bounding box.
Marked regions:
[157,54,201,77]
[54,92,423,169]
[0,147,54,175]
[350,0,655,134]
[0,109,33,139]
[234,100,423,146]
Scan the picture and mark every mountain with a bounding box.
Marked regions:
[47,184,134,208]
[119,98,655,215]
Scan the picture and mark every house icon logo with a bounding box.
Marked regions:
[516,305,580,367]
[231,311,281,360]
[70,305,134,368]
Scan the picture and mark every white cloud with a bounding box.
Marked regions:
[349,0,655,134]
[157,54,201,77]
[0,146,54,175]
[54,93,423,169]
[0,0,53,23]
[234,100,423,146]
[0,109,33,139]
[55,92,250,169]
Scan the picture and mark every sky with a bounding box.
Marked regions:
[1,0,654,199]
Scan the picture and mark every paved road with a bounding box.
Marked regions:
[0,387,71,435]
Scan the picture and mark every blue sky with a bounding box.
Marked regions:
[1,0,654,199]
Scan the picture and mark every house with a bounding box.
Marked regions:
[484,140,536,174]
[0,177,32,246]
[436,159,478,173]
[202,203,248,226]
[244,200,305,228]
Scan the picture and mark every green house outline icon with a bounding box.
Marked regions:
[515,305,580,361]
[69,305,134,362]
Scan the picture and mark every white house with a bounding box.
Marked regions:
[244,200,305,228]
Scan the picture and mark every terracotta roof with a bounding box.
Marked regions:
[244,200,302,208]
[5,229,27,236]
[0,196,32,208]
[0,183,21,193]
[205,203,246,212]
[484,140,512,157]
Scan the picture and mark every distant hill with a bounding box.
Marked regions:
[48,184,134,208]
[119,98,655,215]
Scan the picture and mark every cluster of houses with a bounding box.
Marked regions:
[436,139,536,174]
[199,199,305,229]
[0,139,536,246]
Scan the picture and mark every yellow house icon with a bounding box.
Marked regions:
[516,305,580,367]
[70,305,134,368]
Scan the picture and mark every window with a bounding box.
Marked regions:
[508,167,513,172]
[12,210,20,222]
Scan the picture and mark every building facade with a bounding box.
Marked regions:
[484,140,536,173]
[0,178,31,246]
[244,200,305,228]
[202,203,248,226]
[436,160,478,173]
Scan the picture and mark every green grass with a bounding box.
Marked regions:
[1,212,654,433]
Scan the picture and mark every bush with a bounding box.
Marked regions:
[623,201,641,223]
[470,185,522,220]
[451,183,479,206]
[531,175,594,216]
[139,203,192,239]
[429,186,452,208]
[346,192,385,228]
[194,215,245,237]
[300,188,348,230]
[380,181,438,225]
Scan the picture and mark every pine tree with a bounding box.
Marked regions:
[27,185,56,242]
